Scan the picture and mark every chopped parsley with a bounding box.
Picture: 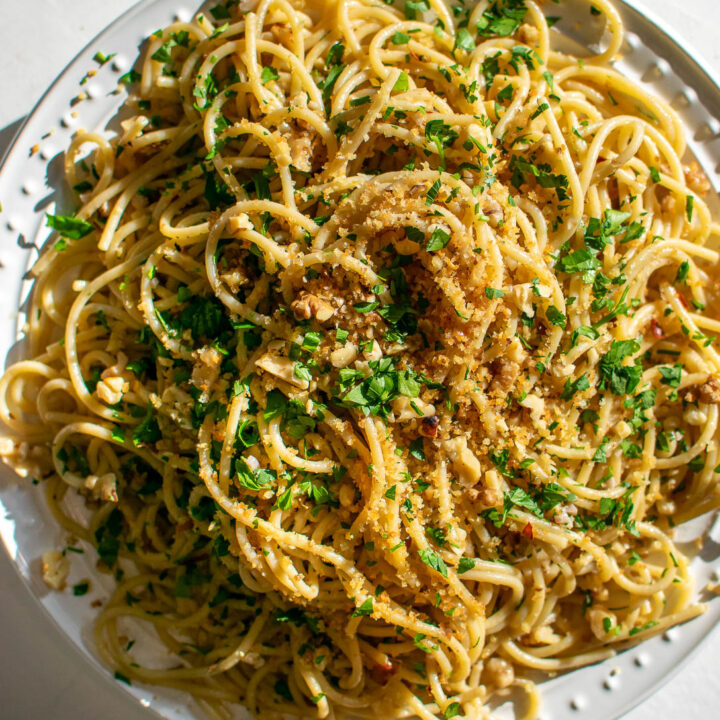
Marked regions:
[46,213,93,240]
[393,71,409,93]
[476,0,528,37]
[598,340,642,396]
[510,156,569,201]
[351,597,374,617]
[418,548,448,577]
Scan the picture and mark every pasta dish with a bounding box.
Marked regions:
[3,0,720,718]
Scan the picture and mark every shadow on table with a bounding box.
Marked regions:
[0,117,26,162]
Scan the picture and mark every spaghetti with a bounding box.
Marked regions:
[2,0,720,718]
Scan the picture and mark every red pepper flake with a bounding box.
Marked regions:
[677,293,689,309]
[419,415,439,437]
[650,318,664,339]
[369,659,397,685]
[522,523,534,540]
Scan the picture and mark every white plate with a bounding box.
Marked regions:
[0,2,719,719]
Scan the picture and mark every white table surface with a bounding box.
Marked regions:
[0,1,719,719]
